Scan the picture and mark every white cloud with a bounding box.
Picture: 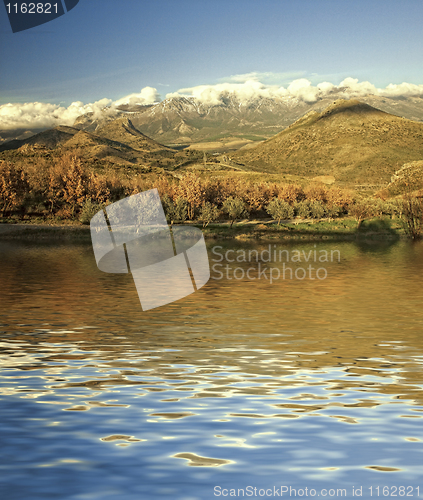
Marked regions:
[0,86,160,131]
[0,98,112,131]
[113,86,161,107]
[167,77,423,105]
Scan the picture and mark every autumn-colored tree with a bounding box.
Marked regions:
[153,175,176,200]
[398,194,423,239]
[277,183,305,204]
[46,163,65,213]
[177,172,206,219]
[59,154,88,215]
[304,183,328,203]
[88,173,110,205]
[125,175,148,197]
[0,161,28,216]
[326,187,354,211]
[215,176,245,205]
[349,199,376,229]
[202,177,221,205]
[244,183,270,212]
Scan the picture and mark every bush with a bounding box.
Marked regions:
[398,195,423,239]
[198,201,220,228]
[79,199,105,224]
[162,195,188,226]
[222,197,248,228]
[348,199,376,228]
[326,204,343,219]
[266,198,294,225]
[294,200,311,219]
[309,200,326,219]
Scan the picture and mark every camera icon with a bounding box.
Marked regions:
[90,189,210,311]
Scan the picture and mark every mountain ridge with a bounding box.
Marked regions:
[71,93,423,146]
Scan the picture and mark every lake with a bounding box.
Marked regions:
[1,235,423,499]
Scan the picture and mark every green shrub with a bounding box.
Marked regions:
[79,199,105,224]
[198,201,220,228]
[326,204,342,219]
[309,200,326,219]
[222,197,248,228]
[266,198,294,225]
[162,195,188,226]
[294,200,311,219]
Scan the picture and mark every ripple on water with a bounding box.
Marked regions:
[1,240,423,499]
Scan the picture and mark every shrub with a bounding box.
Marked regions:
[222,197,248,228]
[348,199,376,229]
[198,201,220,228]
[294,200,311,219]
[398,195,423,239]
[309,200,326,219]
[79,199,105,225]
[266,198,294,225]
[162,195,188,226]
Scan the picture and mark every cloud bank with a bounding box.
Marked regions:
[1,78,423,131]
[167,77,423,106]
[0,98,112,131]
[0,87,160,131]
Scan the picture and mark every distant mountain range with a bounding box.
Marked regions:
[71,92,423,146]
[2,92,423,149]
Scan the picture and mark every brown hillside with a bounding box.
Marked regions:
[233,99,423,186]
[0,125,78,152]
[0,117,182,171]
[95,117,173,153]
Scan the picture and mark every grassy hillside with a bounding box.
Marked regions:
[232,99,423,187]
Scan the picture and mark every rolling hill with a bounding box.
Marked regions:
[0,125,79,151]
[231,99,423,186]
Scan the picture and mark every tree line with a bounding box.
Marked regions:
[0,152,422,237]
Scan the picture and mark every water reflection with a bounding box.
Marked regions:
[0,239,423,499]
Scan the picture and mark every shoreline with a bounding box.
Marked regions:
[0,217,406,241]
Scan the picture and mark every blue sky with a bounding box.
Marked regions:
[1,0,423,108]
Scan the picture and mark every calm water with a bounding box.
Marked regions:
[1,236,423,499]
